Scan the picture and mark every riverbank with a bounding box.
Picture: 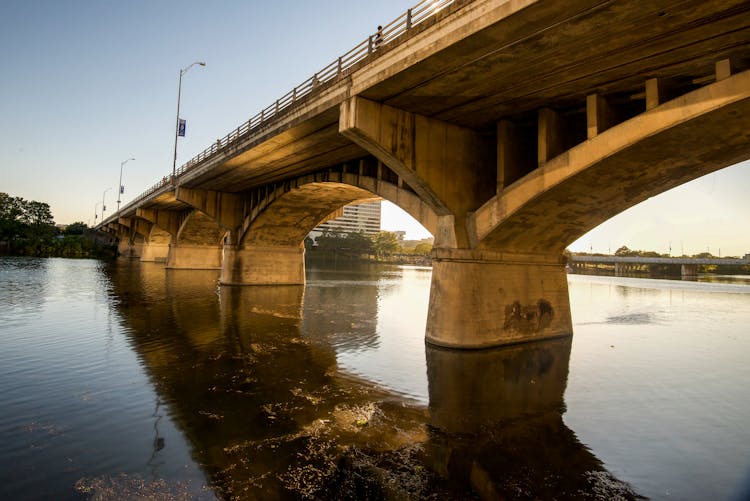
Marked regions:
[0,233,117,259]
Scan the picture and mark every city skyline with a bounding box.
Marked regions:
[2,1,748,255]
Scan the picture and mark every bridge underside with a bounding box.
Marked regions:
[104,0,750,348]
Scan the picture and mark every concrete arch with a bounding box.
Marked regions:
[148,224,172,245]
[166,209,225,270]
[221,173,438,285]
[139,224,172,263]
[239,173,438,247]
[176,210,226,246]
[471,70,750,254]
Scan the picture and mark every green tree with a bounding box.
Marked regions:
[0,192,25,240]
[413,242,432,255]
[315,230,347,252]
[64,222,88,235]
[614,245,634,256]
[22,200,56,241]
[372,231,401,258]
[344,231,374,255]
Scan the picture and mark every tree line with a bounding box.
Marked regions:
[305,230,432,262]
[0,192,112,258]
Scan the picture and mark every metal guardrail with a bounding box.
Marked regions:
[109,0,458,225]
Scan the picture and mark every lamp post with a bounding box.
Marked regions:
[94,202,102,224]
[172,61,206,183]
[117,157,135,214]
[101,188,112,222]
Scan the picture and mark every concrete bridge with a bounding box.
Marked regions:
[569,254,750,278]
[98,0,750,348]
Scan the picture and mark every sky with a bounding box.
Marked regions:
[1,1,748,256]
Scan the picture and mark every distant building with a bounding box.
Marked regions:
[308,201,381,242]
[744,253,750,260]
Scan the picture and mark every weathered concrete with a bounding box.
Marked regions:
[139,242,170,263]
[220,244,305,285]
[165,243,223,270]
[163,209,226,270]
[426,249,571,348]
[117,239,140,259]
[340,96,494,249]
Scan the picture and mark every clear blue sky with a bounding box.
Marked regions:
[2,1,748,256]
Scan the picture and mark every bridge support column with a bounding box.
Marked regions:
[681,264,698,279]
[165,244,222,270]
[220,244,305,285]
[117,239,140,258]
[426,250,572,349]
[614,263,625,276]
[139,242,170,263]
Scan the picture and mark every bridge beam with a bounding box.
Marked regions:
[136,208,183,237]
[339,96,495,248]
[175,187,246,243]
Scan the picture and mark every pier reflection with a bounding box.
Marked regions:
[104,260,639,499]
[425,338,639,499]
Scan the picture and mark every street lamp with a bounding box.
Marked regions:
[117,157,135,214]
[172,61,206,182]
[101,188,112,221]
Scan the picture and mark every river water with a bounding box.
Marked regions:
[1,256,749,500]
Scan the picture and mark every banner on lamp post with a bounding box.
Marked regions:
[178,119,186,137]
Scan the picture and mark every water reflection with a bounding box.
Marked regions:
[101,260,640,499]
[0,256,49,327]
[426,339,640,499]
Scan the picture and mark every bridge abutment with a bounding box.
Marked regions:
[220,244,305,285]
[165,244,223,270]
[426,249,572,349]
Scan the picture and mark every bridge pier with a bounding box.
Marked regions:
[139,242,170,263]
[681,264,698,279]
[615,263,625,276]
[165,244,222,270]
[426,250,572,349]
[117,239,141,258]
[220,244,305,285]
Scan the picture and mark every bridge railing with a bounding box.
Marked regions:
[107,0,461,225]
[570,255,750,266]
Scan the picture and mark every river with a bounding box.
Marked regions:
[0,256,748,500]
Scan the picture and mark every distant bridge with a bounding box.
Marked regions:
[97,0,750,348]
[569,255,750,277]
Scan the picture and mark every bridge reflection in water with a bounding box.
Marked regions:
[105,260,640,499]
